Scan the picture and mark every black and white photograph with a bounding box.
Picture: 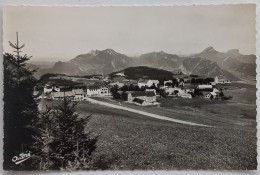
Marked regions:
[2,4,258,171]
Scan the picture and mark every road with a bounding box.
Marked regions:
[85,97,211,127]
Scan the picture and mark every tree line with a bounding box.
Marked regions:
[3,33,98,170]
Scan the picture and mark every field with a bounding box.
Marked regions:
[40,82,257,170]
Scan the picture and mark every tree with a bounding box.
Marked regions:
[110,85,121,99]
[121,85,129,92]
[174,90,179,95]
[33,98,98,170]
[165,82,172,87]
[159,89,167,98]
[3,32,38,170]
[133,85,140,91]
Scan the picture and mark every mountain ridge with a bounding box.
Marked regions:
[35,47,255,81]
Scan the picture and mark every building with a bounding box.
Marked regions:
[92,75,103,79]
[165,87,183,95]
[203,91,217,99]
[164,80,173,88]
[44,84,53,94]
[53,86,61,92]
[138,79,159,88]
[85,86,101,96]
[173,69,182,75]
[197,85,213,91]
[109,82,125,88]
[100,87,110,96]
[180,93,192,98]
[115,72,125,77]
[85,85,110,96]
[215,75,231,84]
[137,79,149,88]
[51,91,75,101]
[133,98,147,106]
[179,81,185,87]
[128,91,156,105]
[145,88,156,94]
[73,89,85,101]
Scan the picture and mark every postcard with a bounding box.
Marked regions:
[2,4,257,171]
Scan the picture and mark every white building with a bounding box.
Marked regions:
[204,91,217,99]
[115,72,125,77]
[215,76,231,84]
[100,87,110,96]
[85,86,110,96]
[44,84,53,94]
[53,86,61,92]
[138,79,159,88]
[85,86,101,96]
[197,85,213,90]
[165,87,184,96]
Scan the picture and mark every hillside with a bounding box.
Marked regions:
[193,47,256,80]
[110,66,173,82]
[182,57,239,81]
[37,49,134,78]
[136,51,183,71]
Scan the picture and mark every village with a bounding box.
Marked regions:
[34,71,232,107]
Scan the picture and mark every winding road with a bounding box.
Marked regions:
[85,97,212,127]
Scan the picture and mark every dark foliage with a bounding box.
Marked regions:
[32,99,98,170]
[159,89,167,98]
[110,66,173,82]
[3,33,38,170]
[191,78,214,84]
[110,85,121,99]
[38,73,82,87]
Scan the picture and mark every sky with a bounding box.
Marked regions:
[3,5,256,61]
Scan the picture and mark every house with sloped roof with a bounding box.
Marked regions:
[203,91,217,99]
[215,75,231,84]
[73,89,85,101]
[51,91,75,101]
[133,98,147,106]
[127,91,156,106]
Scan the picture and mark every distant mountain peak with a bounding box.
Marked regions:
[102,48,117,55]
[202,46,217,53]
[225,49,241,55]
[89,50,100,56]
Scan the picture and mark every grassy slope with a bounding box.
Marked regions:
[44,93,257,170]
[81,101,256,170]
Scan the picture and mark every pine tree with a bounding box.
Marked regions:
[3,32,38,170]
[33,98,98,170]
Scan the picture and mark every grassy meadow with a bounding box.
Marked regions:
[41,82,257,170]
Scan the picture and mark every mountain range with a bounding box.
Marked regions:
[33,47,256,82]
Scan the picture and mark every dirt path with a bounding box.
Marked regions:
[85,97,211,127]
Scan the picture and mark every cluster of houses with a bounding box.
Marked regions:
[37,83,110,101]
[35,72,231,106]
[195,85,223,99]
